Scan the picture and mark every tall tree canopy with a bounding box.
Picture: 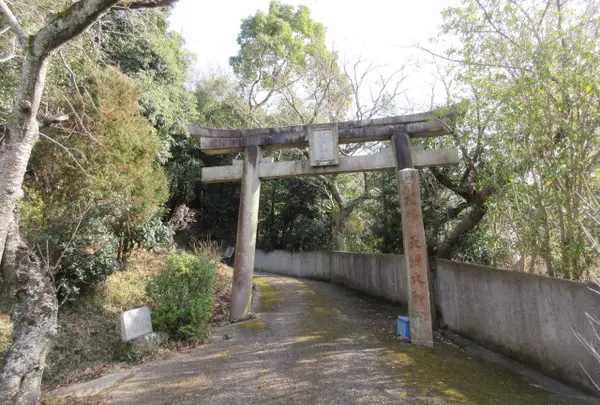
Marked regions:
[429,0,600,277]
[229,0,351,126]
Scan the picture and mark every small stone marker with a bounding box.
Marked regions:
[120,306,153,342]
[223,246,235,259]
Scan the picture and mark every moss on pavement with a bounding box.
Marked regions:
[381,342,553,404]
[271,276,554,405]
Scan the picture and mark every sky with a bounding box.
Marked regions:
[168,0,458,111]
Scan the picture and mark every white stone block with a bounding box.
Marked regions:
[224,246,235,259]
[120,306,153,342]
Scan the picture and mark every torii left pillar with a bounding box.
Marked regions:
[230,145,262,321]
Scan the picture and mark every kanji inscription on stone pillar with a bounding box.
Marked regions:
[397,168,434,347]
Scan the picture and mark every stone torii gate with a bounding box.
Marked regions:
[189,111,458,347]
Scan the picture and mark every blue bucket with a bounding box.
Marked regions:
[397,316,410,339]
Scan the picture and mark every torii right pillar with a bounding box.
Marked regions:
[392,127,434,347]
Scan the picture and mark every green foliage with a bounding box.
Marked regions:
[194,75,249,129]
[134,213,174,251]
[163,73,248,248]
[231,1,326,81]
[437,0,600,278]
[146,251,217,341]
[98,9,199,160]
[166,2,353,251]
[21,67,169,300]
[53,217,121,298]
[258,164,332,252]
[367,171,404,253]
[165,79,244,211]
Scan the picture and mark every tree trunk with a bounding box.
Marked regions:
[433,185,495,260]
[0,55,48,265]
[0,216,58,405]
[436,203,488,259]
[332,209,350,251]
[0,43,53,405]
[0,2,172,403]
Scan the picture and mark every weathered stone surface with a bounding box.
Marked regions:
[129,332,168,353]
[109,275,591,405]
[223,246,235,259]
[190,110,455,154]
[437,259,600,394]
[230,146,262,321]
[308,124,339,166]
[396,169,433,347]
[120,307,153,342]
[254,249,407,305]
[201,148,459,183]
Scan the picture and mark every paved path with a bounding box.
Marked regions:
[109,274,594,405]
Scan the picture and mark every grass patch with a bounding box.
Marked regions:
[43,250,167,389]
[254,277,280,310]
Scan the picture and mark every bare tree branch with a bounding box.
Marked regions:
[0,0,27,48]
[279,79,305,124]
[51,204,91,273]
[0,23,10,36]
[430,167,472,201]
[31,0,122,58]
[474,0,523,50]
[427,201,469,252]
[115,0,177,9]
[416,44,534,74]
[308,76,331,124]
[59,50,78,89]
[437,203,487,258]
[317,175,344,207]
[367,67,405,118]
[38,132,88,174]
[509,0,542,42]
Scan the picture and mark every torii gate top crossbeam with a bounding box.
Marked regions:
[189,110,454,155]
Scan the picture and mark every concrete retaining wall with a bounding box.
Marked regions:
[436,259,600,394]
[254,250,407,305]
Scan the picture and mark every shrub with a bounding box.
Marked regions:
[55,219,121,300]
[145,251,217,341]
